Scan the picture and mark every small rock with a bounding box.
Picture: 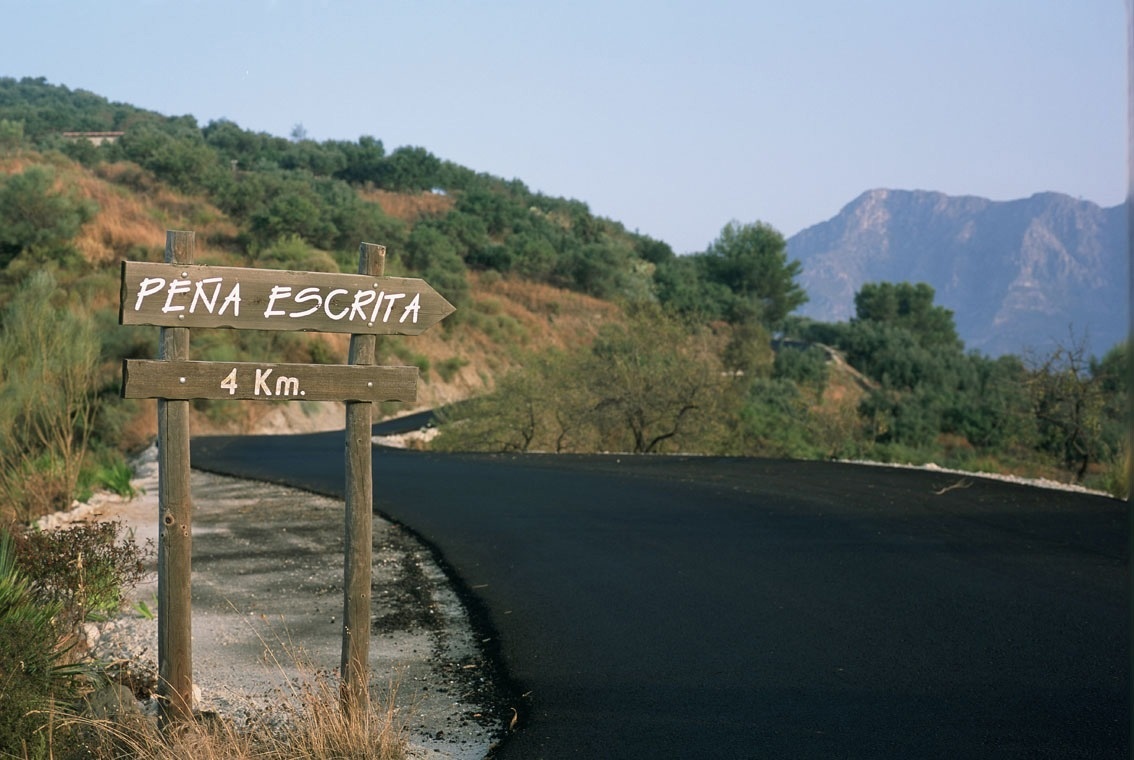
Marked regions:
[84,683,142,721]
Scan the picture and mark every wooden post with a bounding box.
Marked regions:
[341,242,385,714]
[157,230,194,726]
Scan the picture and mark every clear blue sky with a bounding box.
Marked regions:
[2,0,1124,253]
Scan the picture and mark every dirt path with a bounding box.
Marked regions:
[63,446,505,758]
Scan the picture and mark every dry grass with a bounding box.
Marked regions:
[1,156,238,268]
[359,188,454,223]
[30,649,409,760]
[392,272,625,411]
[37,685,407,760]
[75,163,239,266]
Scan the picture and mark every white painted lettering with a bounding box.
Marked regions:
[399,293,421,324]
[134,277,166,311]
[324,288,349,320]
[382,293,406,322]
[275,375,300,396]
[254,368,273,396]
[162,279,191,313]
[349,289,377,322]
[219,283,241,316]
[264,286,292,318]
[369,291,386,323]
[220,368,239,395]
[291,287,322,318]
[190,277,225,314]
[127,269,434,328]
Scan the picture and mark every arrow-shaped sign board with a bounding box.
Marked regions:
[120,261,455,335]
[122,360,418,402]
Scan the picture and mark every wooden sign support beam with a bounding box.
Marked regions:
[341,242,384,715]
[122,360,418,403]
[157,230,195,727]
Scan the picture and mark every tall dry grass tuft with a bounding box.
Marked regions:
[277,674,407,760]
[39,671,408,760]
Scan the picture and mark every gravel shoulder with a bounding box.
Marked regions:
[53,445,506,759]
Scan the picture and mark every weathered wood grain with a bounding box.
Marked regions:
[156,231,194,727]
[341,243,383,716]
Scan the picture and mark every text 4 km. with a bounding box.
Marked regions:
[221,367,302,397]
[121,360,419,403]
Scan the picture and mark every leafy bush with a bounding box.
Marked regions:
[773,343,829,391]
[116,120,221,192]
[0,164,96,267]
[402,223,469,311]
[257,233,340,273]
[657,221,807,327]
[92,459,137,499]
[12,521,151,637]
[435,357,468,383]
[737,378,821,459]
[378,145,442,192]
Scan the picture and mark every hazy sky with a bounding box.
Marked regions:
[2,1,1124,253]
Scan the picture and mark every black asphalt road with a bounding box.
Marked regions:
[192,429,1129,759]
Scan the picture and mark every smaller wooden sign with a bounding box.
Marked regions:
[120,262,455,335]
[122,360,418,402]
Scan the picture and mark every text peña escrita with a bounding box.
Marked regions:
[132,275,422,325]
[120,261,455,335]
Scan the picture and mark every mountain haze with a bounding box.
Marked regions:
[786,189,1126,357]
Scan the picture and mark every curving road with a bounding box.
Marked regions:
[192,428,1128,759]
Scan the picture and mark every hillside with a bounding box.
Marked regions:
[0,77,1126,524]
[787,189,1126,357]
[0,154,622,440]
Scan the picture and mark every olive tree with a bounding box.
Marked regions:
[434,308,736,455]
[1026,335,1114,482]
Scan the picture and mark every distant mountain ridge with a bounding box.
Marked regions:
[786,189,1126,357]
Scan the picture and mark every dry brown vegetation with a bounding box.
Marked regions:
[3,154,625,438]
[34,674,408,760]
[0,158,237,269]
[74,162,238,265]
[360,187,454,224]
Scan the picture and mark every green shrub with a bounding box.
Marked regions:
[0,165,97,268]
[435,357,468,383]
[0,530,68,756]
[773,343,829,391]
[1095,445,1129,500]
[12,521,151,637]
[0,271,101,524]
[92,459,136,499]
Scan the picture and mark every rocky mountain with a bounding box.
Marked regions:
[786,189,1127,357]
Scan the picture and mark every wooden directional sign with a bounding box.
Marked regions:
[126,235,446,728]
[120,261,455,335]
[122,360,418,402]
